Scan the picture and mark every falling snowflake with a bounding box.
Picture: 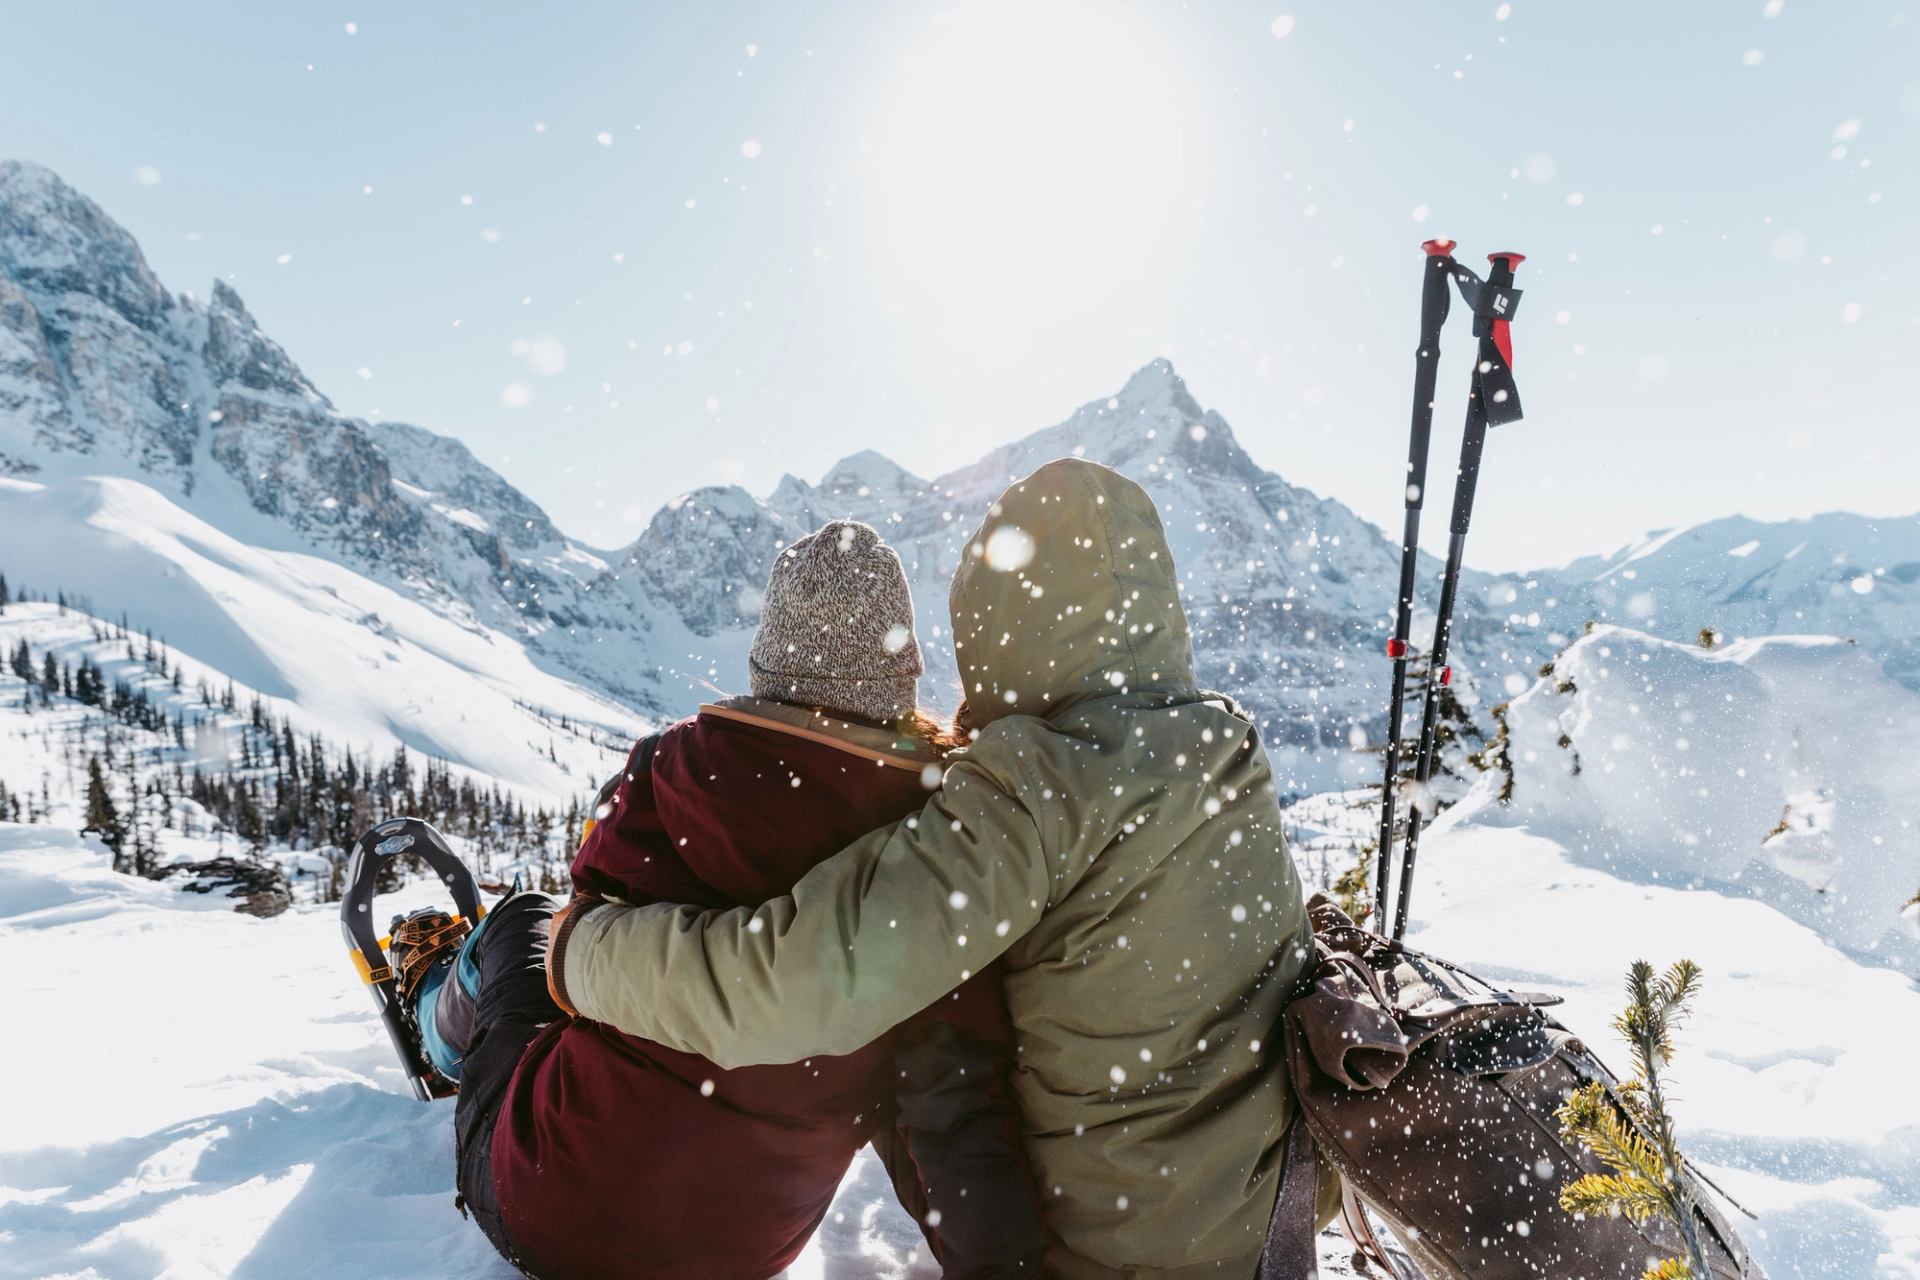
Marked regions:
[983,525,1037,572]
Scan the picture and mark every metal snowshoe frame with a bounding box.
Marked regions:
[341,817,487,1101]
[1374,242,1526,941]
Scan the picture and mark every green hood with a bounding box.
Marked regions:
[949,458,1198,725]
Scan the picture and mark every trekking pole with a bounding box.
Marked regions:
[1391,251,1526,942]
[1373,239,1457,932]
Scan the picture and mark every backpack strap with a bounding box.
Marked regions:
[1258,1114,1321,1280]
[594,733,660,811]
[581,732,662,839]
[1339,1179,1399,1275]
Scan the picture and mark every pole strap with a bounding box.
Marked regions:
[1446,261,1526,427]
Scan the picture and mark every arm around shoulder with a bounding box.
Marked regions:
[558,747,1055,1068]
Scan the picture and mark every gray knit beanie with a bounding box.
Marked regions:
[748,520,923,724]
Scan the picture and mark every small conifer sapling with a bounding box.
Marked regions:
[1557,959,1712,1280]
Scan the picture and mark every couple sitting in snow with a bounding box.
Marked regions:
[389,458,1317,1279]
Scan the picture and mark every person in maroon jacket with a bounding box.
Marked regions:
[389,521,1045,1279]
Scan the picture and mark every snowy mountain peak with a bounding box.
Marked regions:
[370,420,564,552]
[934,357,1253,505]
[205,278,325,402]
[0,159,170,327]
[1115,356,1207,420]
[820,448,924,496]
[612,484,792,636]
[762,450,927,533]
[812,449,927,516]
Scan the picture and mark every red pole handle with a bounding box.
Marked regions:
[1487,252,1523,368]
[1422,238,1457,257]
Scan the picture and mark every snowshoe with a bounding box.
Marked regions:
[340,817,487,1101]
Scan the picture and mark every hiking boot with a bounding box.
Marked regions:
[388,907,472,1007]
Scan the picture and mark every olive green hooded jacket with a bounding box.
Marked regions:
[558,458,1312,1278]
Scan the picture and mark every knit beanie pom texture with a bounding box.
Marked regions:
[748,520,923,725]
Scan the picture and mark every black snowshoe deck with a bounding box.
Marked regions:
[340,817,486,1100]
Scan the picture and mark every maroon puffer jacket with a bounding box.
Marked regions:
[490,698,1039,1280]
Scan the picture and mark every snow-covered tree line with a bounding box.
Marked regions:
[0,577,596,900]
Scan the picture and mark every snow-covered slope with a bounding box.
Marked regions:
[0,489,635,796]
[1474,624,1919,958]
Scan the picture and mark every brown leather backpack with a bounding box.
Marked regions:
[1260,895,1767,1280]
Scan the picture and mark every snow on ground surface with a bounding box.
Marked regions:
[1405,823,1920,1279]
[0,825,1364,1280]
[0,823,918,1280]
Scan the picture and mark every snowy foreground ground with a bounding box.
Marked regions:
[2,627,1917,1278]
[3,805,1915,1278]
[0,825,1365,1280]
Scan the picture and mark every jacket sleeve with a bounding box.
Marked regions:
[883,974,1048,1279]
[558,739,1059,1068]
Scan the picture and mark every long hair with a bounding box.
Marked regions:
[900,706,972,755]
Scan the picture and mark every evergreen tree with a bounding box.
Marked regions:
[84,755,129,869]
[1329,854,1373,927]
[129,783,159,879]
[1467,702,1516,803]
[0,570,9,612]
[233,781,266,852]
[1557,960,1711,1280]
[1420,669,1482,782]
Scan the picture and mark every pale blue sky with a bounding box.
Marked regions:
[3,2,1916,568]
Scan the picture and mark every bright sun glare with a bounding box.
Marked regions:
[854,1,1223,351]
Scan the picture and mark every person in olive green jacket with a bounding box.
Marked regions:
[548,458,1314,1279]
